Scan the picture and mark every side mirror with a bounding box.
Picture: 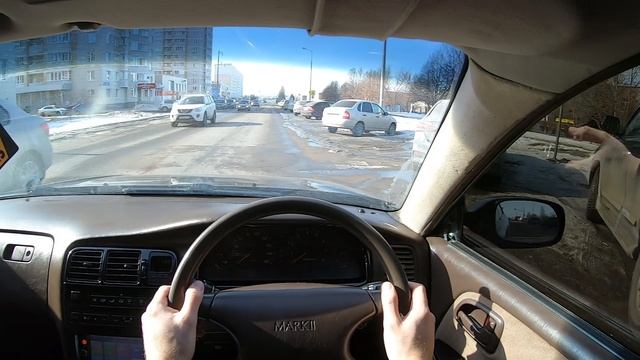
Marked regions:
[601,115,621,135]
[465,197,565,248]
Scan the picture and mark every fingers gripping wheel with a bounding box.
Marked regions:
[168,196,411,358]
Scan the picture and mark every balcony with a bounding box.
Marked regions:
[16,80,72,94]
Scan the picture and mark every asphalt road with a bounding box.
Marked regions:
[45,106,414,205]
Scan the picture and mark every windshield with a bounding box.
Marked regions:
[0,27,464,210]
[180,96,205,105]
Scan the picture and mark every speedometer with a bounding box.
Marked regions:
[199,224,368,285]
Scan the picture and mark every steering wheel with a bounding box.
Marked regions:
[169,196,411,359]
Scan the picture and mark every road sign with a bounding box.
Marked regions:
[0,124,18,169]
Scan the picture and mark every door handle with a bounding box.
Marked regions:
[455,299,503,353]
[362,114,367,117]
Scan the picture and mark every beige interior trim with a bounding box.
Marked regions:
[309,0,325,36]
[381,0,421,39]
[396,61,554,233]
[436,291,567,359]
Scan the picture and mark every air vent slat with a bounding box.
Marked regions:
[66,249,104,283]
[392,246,416,281]
[104,250,141,284]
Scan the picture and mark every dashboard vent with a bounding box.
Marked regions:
[392,246,416,281]
[104,250,141,284]
[66,249,104,283]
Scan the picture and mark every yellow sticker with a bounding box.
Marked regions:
[0,124,18,169]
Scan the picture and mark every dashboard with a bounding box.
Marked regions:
[0,195,428,360]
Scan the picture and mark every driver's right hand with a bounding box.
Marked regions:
[381,281,435,360]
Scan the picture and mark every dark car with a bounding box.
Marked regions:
[300,101,331,120]
[236,100,251,111]
[215,99,227,110]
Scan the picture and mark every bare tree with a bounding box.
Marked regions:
[320,81,340,102]
[411,45,465,106]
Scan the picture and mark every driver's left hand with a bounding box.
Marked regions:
[142,280,204,360]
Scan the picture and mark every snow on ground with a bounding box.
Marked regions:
[393,116,419,132]
[390,111,425,119]
[47,111,165,136]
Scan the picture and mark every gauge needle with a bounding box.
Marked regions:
[238,254,250,264]
[292,252,306,264]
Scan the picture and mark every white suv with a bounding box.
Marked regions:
[169,94,217,127]
[321,99,396,137]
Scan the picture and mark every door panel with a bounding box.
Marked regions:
[428,236,632,359]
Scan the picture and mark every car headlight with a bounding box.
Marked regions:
[193,107,203,113]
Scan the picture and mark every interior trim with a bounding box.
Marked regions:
[381,0,421,39]
[309,0,325,35]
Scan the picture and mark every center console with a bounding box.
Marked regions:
[62,247,175,359]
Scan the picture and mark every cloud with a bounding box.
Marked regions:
[226,61,350,97]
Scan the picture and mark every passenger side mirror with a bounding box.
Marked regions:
[465,197,565,248]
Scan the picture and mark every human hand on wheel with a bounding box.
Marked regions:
[142,280,204,360]
[382,281,435,360]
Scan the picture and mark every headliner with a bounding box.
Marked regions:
[1,0,640,92]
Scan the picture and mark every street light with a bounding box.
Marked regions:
[302,47,313,100]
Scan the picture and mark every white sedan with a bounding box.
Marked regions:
[37,105,66,117]
[322,99,396,137]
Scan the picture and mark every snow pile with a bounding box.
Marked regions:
[48,111,165,136]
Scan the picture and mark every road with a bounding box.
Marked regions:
[45,106,415,205]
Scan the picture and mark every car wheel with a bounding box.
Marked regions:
[629,256,640,326]
[56,111,62,116]
[386,123,397,136]
[586,167,603,223]
[202,112,209,127]
[13,153,44,191]
[211,111,216,124]
[328,127,337,134]
[161,106,169,112]
[352,122,365,137]
[171,121,178,127]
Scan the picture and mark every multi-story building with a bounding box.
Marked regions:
[0,26,211,112]
[152,27,212,94]
[214,64,243,98]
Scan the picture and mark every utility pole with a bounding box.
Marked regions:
[302,47,313,99]
[553,104,564,161]
[379,39,387,106]
[216,50,224,96]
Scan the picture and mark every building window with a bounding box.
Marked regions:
[106,89,111,98]
[115,89,119,97]
[88,51,96,63]
[46,71,70,81]
[130,40,139,50]
[88,32,97,44]
[105,52,112,63]
[105,71,111,81]
[136,73,144,81]
[16,75,25,85]
[89,89,95,97]
[88,71,95,81]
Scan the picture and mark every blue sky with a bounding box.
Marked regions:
[212,27,445,96]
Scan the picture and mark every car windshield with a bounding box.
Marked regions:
[0,27,463,210]
[180,96,205,105]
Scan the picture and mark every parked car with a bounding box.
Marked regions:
[585,108,640,324]
[411,100,450,164]
[236,100,251,111]
[300,101,331,120]
[292,100,310,115]
[159,99,175,112]
[285,100,295,112]
[251,100,260,107]
[0,100,52,192]
[169,94,217,127]
[37,105,66,117]
[322,99,396,137]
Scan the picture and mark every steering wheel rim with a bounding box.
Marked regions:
[168,196,411,359]
[169,196,410,311]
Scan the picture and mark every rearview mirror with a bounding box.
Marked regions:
[465,197,565,248]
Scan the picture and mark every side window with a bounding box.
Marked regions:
[461,65,640,347]
[361,102,373,113]
[357,102,363,112]
[372,104,384,114]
